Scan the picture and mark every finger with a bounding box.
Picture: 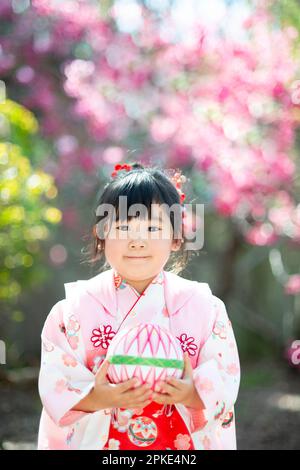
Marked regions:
[120,381,151,397]
[152,392,174,405]
[117,378,139,393]
[121,394,152,407]
[164,377,183,390]
[95,359,110,378]
[183,352,193,379]
[129,385,152,399]
[157,382,177,395]
[154,380,175,393]
[128,399,152,409]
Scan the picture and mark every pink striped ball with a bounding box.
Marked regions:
[106,323,184,392]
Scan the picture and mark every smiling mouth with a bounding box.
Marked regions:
[125,256,151,259]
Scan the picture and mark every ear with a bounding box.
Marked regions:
[171,239,183,252]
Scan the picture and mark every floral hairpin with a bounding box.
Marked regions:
[171,171,186,204]
[111,163,132,178]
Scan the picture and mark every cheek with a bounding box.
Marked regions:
[150,238,173,253]
[104,238,126,258]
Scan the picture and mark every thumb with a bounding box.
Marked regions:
[183,352,193,379]
[95,358,110,381]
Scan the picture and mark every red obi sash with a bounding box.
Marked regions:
[103,401,195,450]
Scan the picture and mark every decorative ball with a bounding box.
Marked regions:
[106,323,184,391]
[127,416,157,447]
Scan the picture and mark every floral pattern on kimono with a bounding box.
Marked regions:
[187,296,240,448]
[102,269,195,450]
[37,268,240,450]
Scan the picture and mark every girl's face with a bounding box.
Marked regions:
[102,204,182,292]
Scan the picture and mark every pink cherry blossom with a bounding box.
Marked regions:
[62,354,77,367]
[174,433,192,450]
[0,0,299,247]
[196,377,214,393]
[284,275,300,295]
[226,363,240,376]
[55,379,68,394]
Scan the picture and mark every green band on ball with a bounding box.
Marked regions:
[107,355,184,369]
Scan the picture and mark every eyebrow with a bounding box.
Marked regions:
[116,214,163,223]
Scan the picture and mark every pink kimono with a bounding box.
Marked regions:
[37,268,241,450]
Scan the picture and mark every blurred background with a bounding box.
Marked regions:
[0,0,300,450]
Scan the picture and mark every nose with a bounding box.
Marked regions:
[129,238,146,249]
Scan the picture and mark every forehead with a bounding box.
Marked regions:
[114,204,170,222]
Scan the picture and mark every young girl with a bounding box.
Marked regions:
[37,162,241,450]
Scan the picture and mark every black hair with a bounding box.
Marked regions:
[81,162,197,275]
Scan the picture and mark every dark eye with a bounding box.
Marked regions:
[116,225,128,231]
[149,226,160,232]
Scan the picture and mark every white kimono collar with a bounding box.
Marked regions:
[64,268,212,318]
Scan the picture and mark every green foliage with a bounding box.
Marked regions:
[0,99,61,303]
[272,0,300,34]
[240,365,279,389]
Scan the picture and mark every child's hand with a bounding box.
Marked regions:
[93,359,153,410]
[152,352,205,410]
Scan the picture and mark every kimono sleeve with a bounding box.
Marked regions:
[38,299,96,428]
[188,295,241,433]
